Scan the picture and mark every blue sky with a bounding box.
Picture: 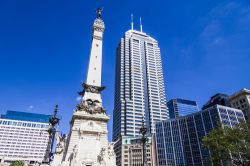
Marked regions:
[0,0,249,141]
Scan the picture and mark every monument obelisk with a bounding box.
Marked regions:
[55,8,115,166]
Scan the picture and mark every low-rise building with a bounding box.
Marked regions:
[229,88,250,120]
[115,136,155,166]
[155,105,245,166]
[0,110,50,165]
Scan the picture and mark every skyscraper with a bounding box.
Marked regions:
[167,98,199,119]
[112,20,168,166]
[113,23,169,141]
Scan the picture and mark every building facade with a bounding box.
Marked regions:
[112,26,169,165]
[113,28,168,140]
[229,88,250,120]
[116,136,154,166]
[155,105,245,166]
[167,98,199,119]
[0,110,50,165]
[202,93,230,110]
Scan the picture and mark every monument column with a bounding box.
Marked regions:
[56,8,115,166]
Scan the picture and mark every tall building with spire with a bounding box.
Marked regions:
[113,18,169,140]
[112,18,169,165]
[51,9,115,166]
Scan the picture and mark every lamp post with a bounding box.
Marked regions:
[46,105,61,163]
[140,119,147,166]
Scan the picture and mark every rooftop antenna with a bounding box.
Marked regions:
[140,17,143,32]
[131,14,134,30]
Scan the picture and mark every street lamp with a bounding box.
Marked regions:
[140,118,147,166]
[45,105,61,164]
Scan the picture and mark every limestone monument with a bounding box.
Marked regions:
[51,8,116,166]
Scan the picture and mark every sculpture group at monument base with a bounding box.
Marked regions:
[50,112,115,166]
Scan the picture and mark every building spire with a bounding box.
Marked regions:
[131,14,134,30]
[140,17,143,32]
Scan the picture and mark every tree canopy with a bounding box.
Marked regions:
[9,161,25,166]
[202,120,250,166]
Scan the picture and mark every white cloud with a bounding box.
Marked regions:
[200,20,221,41]
[207,2,240,19]
[174,1,250,68]
[27,105,34,111]
[76,96,82,101]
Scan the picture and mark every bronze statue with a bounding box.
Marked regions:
[97,8,102,19]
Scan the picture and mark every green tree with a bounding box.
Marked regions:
[202,120,250,166]
[9,161,25,166]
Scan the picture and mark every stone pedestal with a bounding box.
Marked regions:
[51,105,115,166]
[61,111,115,166]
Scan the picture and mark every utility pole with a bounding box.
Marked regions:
[140,118,147,166]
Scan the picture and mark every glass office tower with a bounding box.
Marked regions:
[155,105,245,166]
[202,93,230,110]
[167,98,199,119]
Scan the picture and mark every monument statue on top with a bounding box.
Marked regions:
[97,8,102,19]
[51,8,115,166]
